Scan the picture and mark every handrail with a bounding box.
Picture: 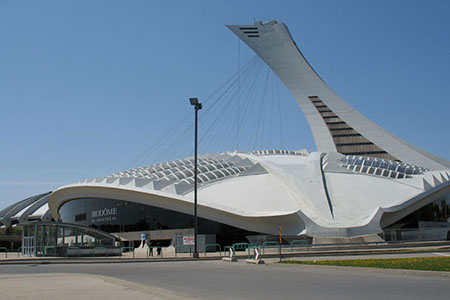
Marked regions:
[0,247,7,258]
[44,246,57,256]
[121,247,135,259]
[232,243,251,259]
[174,245,192,257]
[93,247,108,257]
[262,241,280,254]
[204,243,221,256]
[67,246,81,257]
[232,242,249,250]
[290,239,309,253]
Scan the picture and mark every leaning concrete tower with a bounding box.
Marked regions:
[227,21,450,170]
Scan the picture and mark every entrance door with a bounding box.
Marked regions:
[23,236,35,256]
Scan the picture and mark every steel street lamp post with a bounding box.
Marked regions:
[189,97,202,259]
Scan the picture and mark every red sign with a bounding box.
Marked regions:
[183,236,195,245]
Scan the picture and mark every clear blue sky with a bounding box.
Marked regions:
[1,0,449,208]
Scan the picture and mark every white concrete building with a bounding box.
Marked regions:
[1,21,449,244]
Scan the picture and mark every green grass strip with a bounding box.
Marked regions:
[281,257,450,272]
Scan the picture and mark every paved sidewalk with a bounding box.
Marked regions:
[0,273,193,300]
[1,260,449,300]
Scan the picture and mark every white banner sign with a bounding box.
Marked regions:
[183,235,195,245]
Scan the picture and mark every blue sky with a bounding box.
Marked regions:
[0,0,449,208]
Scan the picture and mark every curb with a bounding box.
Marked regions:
[270,261,450,279]
[1,248,450,265]
[0,256,224,265]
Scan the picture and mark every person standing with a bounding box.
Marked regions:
[147,240,153,257]
[157,242,161,256]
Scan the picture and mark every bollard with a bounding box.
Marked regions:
[222,246,237,262]
[246,246,264,265]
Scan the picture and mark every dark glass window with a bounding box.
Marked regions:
[58,197,258,246]
[384,197,450,230]
[363,160,373,166]
[75,213,86,222]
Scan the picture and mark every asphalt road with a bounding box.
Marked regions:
[1,260,449,300]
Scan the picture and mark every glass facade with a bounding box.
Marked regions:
[22,222,116,256]
[58,198,257,246]
[382,195,450,242]
[385,196,450,230]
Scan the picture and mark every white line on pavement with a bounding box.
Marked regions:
[433,252,450,257]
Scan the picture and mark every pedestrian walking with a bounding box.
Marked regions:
[148,241,153,257]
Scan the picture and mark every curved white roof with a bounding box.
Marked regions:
[0,192,52,226]
[47,150,450,237]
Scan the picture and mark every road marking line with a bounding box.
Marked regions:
[433,252,450,257]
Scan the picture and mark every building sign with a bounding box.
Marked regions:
[91,207,118,223]
[183,235,195,245]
